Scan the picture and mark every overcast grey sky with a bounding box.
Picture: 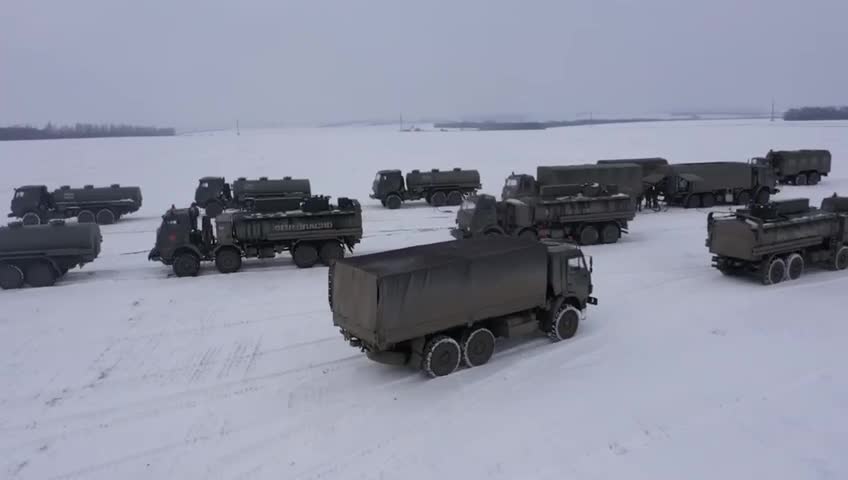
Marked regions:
[1,0,846,129]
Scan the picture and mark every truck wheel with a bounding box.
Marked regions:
[786,253,804,281]
[578,225,599,245]
[794,173,808,186]
[173,252,201,277]
[0,264,25,290]
[484,227,504,237]
[77,210,95,223]
[215,248,242,274]
[808,172,821,185]
[600,223,620,244]
[21,212,42,225]
[834,247,848,271]
[755,189,771,205]
[447,190,463,206]
[421,335,461,378]
[685,194,701,209]
[735,190,751,205]
[548,304,580,341]
[518,229,537,241]
[386,194,402,210]
[25,262,57,288]
[319,241,344,265]
[700,193,715,208]
[761,257,786,285]
[96,209,116,225]
[293,243,319,268]
[430,191,447,207]
[205,201,224,217]
[460,327,495,368]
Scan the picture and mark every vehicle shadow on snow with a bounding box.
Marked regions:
[363,202,459,212]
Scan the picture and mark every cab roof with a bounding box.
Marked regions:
[15,185,48,191]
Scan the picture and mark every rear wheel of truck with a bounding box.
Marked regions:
[215,248,242,274]
[0,264,25,290]
[685,194,701,209]
[319,241,344,265]
[578,225,599,245]
[421,335,461,378]
[808,171,821,185]
[518,228,538,241]
[794,173,808,186]
[25,262,57,288]
[735,190,751,205]
[484,227,504,237]
[700,193,715,208]
[600,223,620,244]
[430,191,447,207]
[460,327,495,368]
[77,210,95,223]
[21,212,42,225]
[446,190,463,206]
[755,189,771,205]
[386,194,402,210]
[96,209,116,225]
[173,252,201,277]
[834,247,848,271]
[786,253,804,280]
[548,304,580,342]
[292,243,319,268]
[761,257,786,285]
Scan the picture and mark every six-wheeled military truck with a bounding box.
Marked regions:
[0,220,102,289]
[752,149,831,185]
[706,195,848,285]
[9,184,143,225]
[149,196,363,277]
[646,162,778,208]
[329,237,596,377]
[503,164,644,202]
[371,168,481,209]
[453,185,635,245]
[195,176,312,216]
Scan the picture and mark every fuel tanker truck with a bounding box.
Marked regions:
[9,184,143,225]
[371,168,481,209]
[194,176,312,216]
[706,194,848,285]
[149,196,363,277]
[0,220,102,289]
[329,237,596,378]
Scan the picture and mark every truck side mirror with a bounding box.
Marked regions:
[589,256,593,273]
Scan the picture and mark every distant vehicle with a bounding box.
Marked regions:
[752,149,831,185]
[503,164,644,203]
[706,195,848,284]
[0,220,102,289]
[149,196,363,277]
[195,176,312,216]
[329,237,596,377]
[646,162,778,208]
[370,168,481,209]
[9,184,143,225]
[453,185,635,245]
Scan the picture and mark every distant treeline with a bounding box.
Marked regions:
[783,106,848,121]
[434,118,660,131]
[0,123,176,141]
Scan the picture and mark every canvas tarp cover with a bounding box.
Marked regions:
[331,238,548,349]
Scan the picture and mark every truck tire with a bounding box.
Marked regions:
[518,229,537,241]
[319,241,344,265]
[808,171,821,185]
[0,264,25,290]
[430,191,447,207]
[460,327,495,368]
[578,225,599,245]
[421,335,461,378]
[205,201,224,217]
[700,193,715,208]
[685,194,701,209]
[21,212,42,225]
[834,247,848,271]
[77,210,95,224]
[794,173,808,186]
[548,303,580,341]
[600,223,620,244]
[96,209,116,225]
[385,194,402,210]
[215,247,242,274]
[447,190,463,206]
[735,190,751,205]
[173,252,201,277]
[25,261,57,288]
[761,257,786,285]
[755,189,771,205]
[786,253,804,281]
[484,227,504,237]
[292,243,319,268]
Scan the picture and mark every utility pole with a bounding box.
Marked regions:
[399,113,404,132]
[236,120,241,135]
[770,99,775,122]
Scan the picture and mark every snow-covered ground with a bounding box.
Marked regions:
[1,119,847,479]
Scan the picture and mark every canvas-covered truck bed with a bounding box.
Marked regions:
[756,149,832,185]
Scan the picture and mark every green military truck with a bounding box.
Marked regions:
[503,164,644,203]
[0,220,102,289]
[9,184,143,225]
[149,196,362,277]
[706,195,848,285]
[329,237,596,377]
[195,176,311,216]
[646,161,778,208]
[371,168,481,209]
[752,149,831,185]
[453,185,635,245]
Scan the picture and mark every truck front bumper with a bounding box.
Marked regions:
[450,228,471,240]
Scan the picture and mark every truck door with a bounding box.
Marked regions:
[565,254,590,301]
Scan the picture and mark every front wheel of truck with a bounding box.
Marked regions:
[834,247,848,271]
[173,252,201,277]
[0,264,25,290]
[421,335,461,378]
[21,211,42,225]
[547,303,580,342]
[385,194,402,210]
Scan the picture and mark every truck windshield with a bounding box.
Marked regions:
[505,178,519,187]
[374,174,382,182]
[200,182,209,188]
[14,191,25,198]
[567,256,586,270]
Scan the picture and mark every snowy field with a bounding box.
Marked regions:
[1,119,847,479]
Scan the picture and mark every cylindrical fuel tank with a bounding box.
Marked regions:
[0,221,102,255]
[232,178,311,199]
[52,185,143,205]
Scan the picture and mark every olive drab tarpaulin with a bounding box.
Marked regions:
[331,238,548,350]
[0,222,101,255]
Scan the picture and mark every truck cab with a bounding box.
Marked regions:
[194,177,231,212]
[544,240,594,307]
[752,164,777,190]
[149,205,212,266]
[454,194,502,237]
[9,185,53,224]
[371,170,405,200]
[502,173,537,200]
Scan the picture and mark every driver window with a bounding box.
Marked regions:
[677,177,689,192]
[15,191,25,198]
[200,182,209,188]
[567,257,583,271]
